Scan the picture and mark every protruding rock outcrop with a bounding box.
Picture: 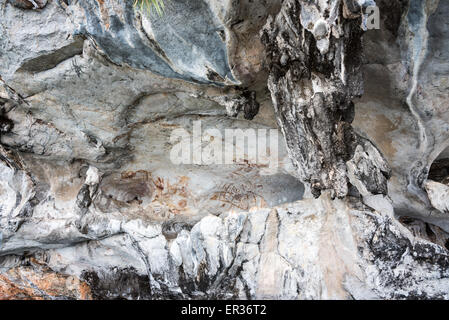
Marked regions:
[261,0,391,199]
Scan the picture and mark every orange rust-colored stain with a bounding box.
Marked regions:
[96,0,110,29]
[0,274,40,300]
[355,111,399,161]
[0,265,93,300]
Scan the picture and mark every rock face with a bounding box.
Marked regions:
[261,0,391,199]
[0,0,449,300]
[354,0,449,229]
[3,193,449,300]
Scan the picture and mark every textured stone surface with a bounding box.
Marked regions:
[353,0,449,229]
[2,194,449,300]
[0,0,449,300]
[261,0,391,199]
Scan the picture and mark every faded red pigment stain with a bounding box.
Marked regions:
[96,0,111,30]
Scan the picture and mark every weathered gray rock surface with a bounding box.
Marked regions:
[261,0,391,199]
[0,0,448,299]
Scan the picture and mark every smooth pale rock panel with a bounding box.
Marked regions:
[0,147,35,240]
[62,0,234,85]
[0,0,304,234]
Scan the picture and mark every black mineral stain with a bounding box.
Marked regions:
[81,267,151,300]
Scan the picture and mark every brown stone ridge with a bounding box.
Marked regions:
[0,261,92,300]
[8,0,47,10]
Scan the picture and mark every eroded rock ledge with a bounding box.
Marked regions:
[2,193,449,300]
